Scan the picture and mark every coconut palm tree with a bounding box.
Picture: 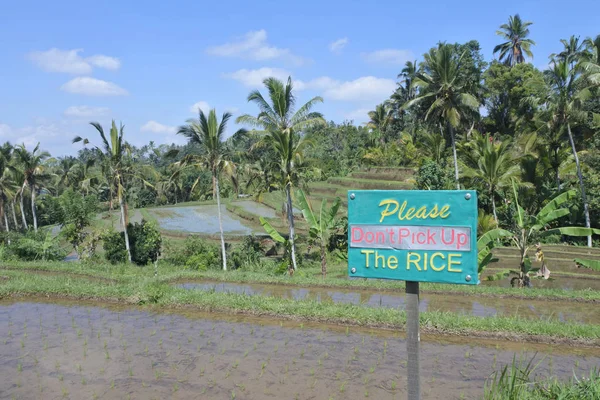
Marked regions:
[493,14,536,66]
[73,121,133,262]
[527,58,595,247]
[461,134,521,222]
[582,35,600,84]
[366,103,393,145]
[403,43,480,189]
[13,143,51,232]
[177,109,238,271]
[237,76,325,271]
[0,143,15,232]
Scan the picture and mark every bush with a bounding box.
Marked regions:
[163,236,222,270]
[102,220,162,266]
[415,160,450,190]
[5,230,67,261]
[228,235,263,269]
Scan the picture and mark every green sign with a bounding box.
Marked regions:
[348,190,478,285]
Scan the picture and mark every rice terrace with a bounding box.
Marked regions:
[2,4,600,399]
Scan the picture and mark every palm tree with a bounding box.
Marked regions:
[177,109,238,271]
[73,121,133,261]
[528,58,594,247]
[493,14,536,66]
[366,103,393,145]
[582,35,600,84]
[403,43,480,189]
[0,143,15,232]
[237,76,325,271]
[13,143,51,232]
[461,134,521,222]
[397,60,419,101]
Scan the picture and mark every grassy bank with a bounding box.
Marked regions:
[1,268,600,345]
[2,260,600,302]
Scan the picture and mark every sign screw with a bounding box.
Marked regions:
[465,275,472,282]
[464,193,472,200]
[350,193,356,200]
[351,268,356,274]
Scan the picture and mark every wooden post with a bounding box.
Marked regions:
[406,280,420,400]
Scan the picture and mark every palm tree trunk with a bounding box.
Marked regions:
[19,187,28,230]
[119,193,132,263]
[11,201,18,230]
[31,187,38,232]
[214,173,227,271]
[567,123,592,247]
[3,205,9,233]
[491,188,498,223]
[448,124,460,190]
[286,184,298,271]
[320,244,327,279]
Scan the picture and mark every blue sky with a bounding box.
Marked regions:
[1,0,598,156]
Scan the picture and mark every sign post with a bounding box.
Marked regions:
[347,190,478,400]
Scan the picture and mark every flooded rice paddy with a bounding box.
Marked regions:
[147,205,254,235]
[176,281,600,324]
[1,299,597,400]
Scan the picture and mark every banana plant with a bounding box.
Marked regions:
[482,179,600,287]
[296,189,341,279]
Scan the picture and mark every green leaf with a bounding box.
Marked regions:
[259,217,285,243]
[296,189,318,230]
[574,259,600,272]
[545,227,600,237]
[536,190,577,220]
[511,179,523,227]
[477,228,513,251]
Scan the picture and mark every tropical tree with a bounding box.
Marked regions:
[582,35,600,84]
[404,43,480,189]
[237,76,326,271]
[482,181,600,287]
[527,56,597,246]
[73,121,134,262]
[177,109,238,271]
[0,143,15,232]
[13,143,51,232]
[366,103,393,144]
[493,14,536,66]
[296,189,341,279]
[461,134,521,222]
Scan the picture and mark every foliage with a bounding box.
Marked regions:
[228,235,264,270]
[102,220,162,266]
[58,189,98,255]
[162,235,222,271]
[415,160,450,190]
[6,230,67,261]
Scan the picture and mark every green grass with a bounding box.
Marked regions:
[485,356,600,399]
[3,260,600,302]
[326,177,413,190]
[1,265,600,343]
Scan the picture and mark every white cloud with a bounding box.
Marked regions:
[189,101,210,114]
[225,67,292,87]
[61,77,128,96]
[0,121,75,152]
[64,105,110,118]
[361,49,414,65]
[298,76,395,102]
[141,120,176,134]
[86,55,121,70]
[28,48,121,74]
[207,30,306,65]
[329,38,348,54]
[344,108,371,123]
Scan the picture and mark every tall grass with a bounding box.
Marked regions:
[485,355,600,399]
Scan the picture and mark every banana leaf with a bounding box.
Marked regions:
[545,227,600,237]
[574,258,600,272]
[259,217,285,243]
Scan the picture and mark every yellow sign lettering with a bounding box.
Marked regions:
[448,253,462,272]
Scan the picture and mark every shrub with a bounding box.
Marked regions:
[163,236,222,270]
[102,220,162,266]
[228,235,263,269]
[8,230,67,261]
[415,160,450,190]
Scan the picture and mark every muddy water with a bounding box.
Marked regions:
[177,281,600,324]
[484,275,600,291]
[1,300,597,400]
[147,205,254,235]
